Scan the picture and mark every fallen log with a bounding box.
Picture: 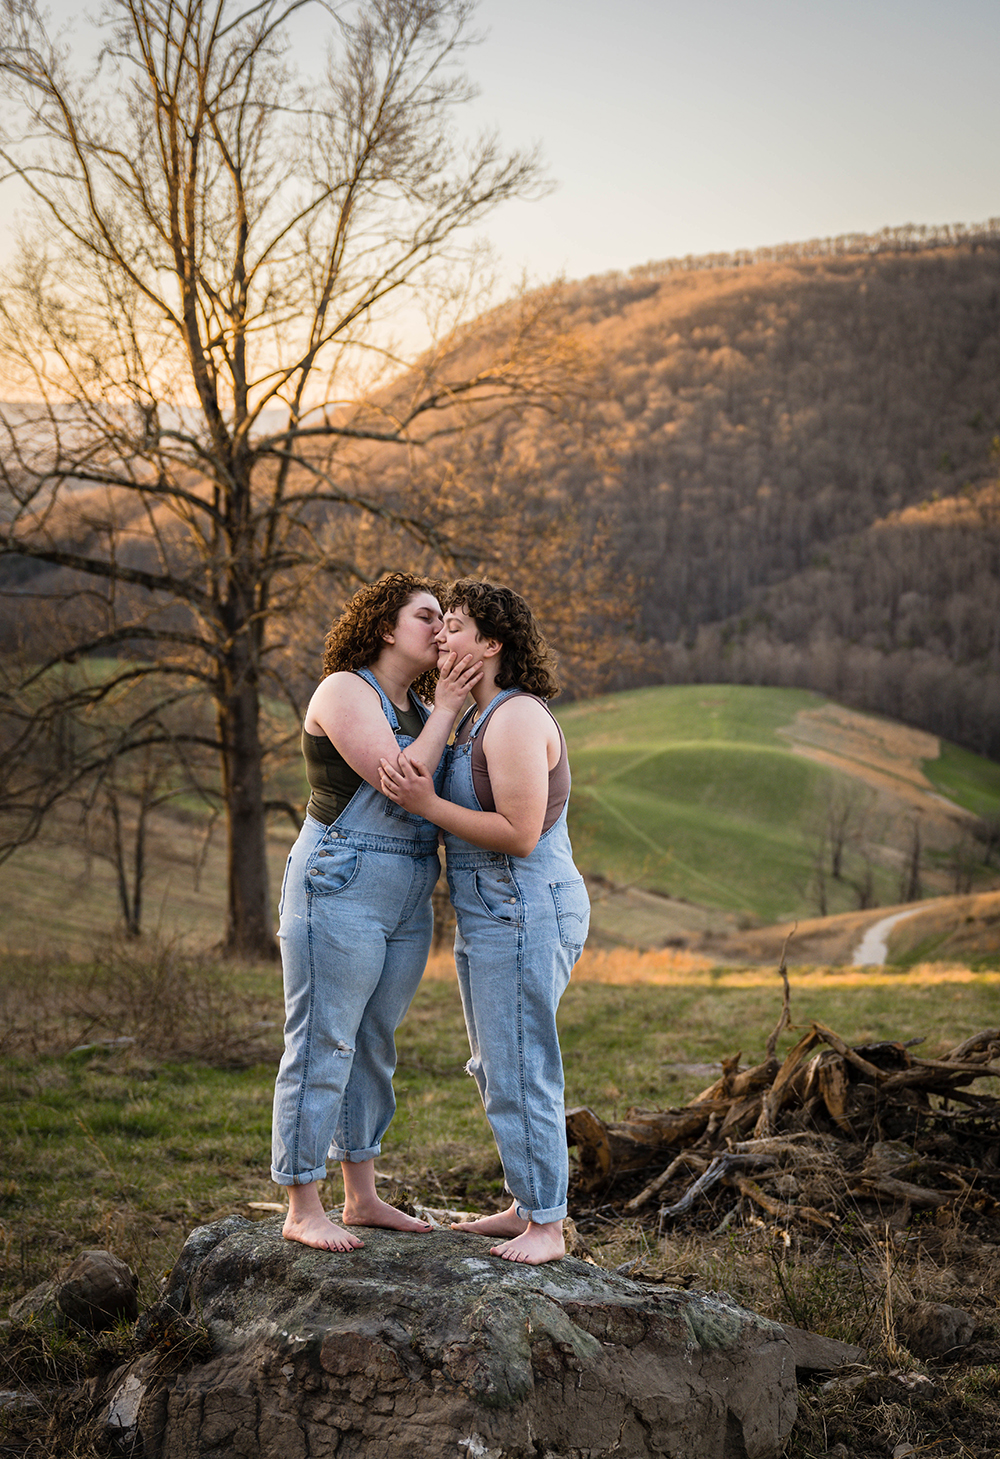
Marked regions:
[848,1175,956,1209]
[566,982,1000,1237]
[566,1103,719,1189]
[754,1029,823,1137]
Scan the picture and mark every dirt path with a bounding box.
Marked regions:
[777,701,977,837]
[851,906,926,965]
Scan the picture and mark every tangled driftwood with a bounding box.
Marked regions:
[566,964,1000,1233]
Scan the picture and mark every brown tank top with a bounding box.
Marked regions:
[455,693,570,833]
[303,698,425,826]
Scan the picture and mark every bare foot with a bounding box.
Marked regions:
[282,1210,364,1252]
[491,1220,566,1265]
[342,1194,434,1233]
[451,1204,527,1239]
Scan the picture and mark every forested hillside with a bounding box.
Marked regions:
[450,232,1000,755]
[3,231,999,760]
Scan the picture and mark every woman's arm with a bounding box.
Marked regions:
[379,696,558,857]
[306,652,481,789]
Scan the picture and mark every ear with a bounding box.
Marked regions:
[481,638,502,660]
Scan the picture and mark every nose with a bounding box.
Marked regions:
[434,623,447,644]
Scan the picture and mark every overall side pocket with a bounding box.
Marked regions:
[473,865,523,925]
[304,844,362,895]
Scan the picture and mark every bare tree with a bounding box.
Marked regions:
[0,0,559,956]
[0,649,221,934]
[899,817,923,903]
[823,778,862,881]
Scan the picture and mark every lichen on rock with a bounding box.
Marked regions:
[99,1213,813,1457]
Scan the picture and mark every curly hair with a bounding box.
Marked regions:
[445,579,560,699]
[322,573,443,700]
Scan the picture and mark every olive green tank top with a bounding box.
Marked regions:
[302,698,425,826]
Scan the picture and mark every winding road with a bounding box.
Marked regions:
[851,907,926,966]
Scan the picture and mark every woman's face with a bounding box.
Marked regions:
[437,603,489,666]
[385,591,444,671]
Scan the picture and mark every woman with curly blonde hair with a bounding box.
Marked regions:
[381,580,590,1264]
[272,572,481,1252]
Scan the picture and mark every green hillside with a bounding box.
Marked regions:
[2,681,997,954]
[558,684,999,926]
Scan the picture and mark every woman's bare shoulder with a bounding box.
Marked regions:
[489,693,551,723]
[306,671,378,730]
[483,693,557,746]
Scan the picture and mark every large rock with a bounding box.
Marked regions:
[897,1300,976,1358]
[101,1214,812,1458]
[9,1249,138,1332]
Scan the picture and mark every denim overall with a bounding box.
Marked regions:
[271,668,442,1186]
[443,689,590,1223]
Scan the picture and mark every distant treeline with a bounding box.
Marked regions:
[603,218,1000,283]
[5,232,1000,765]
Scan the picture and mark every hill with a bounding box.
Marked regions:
[3,683,995,963]
[4,230,1000,756]
[558,683,1000,940]
[424,232,1000,755]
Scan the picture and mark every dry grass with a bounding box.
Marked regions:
[3,943,1000,1457]
[0,940,281,1066]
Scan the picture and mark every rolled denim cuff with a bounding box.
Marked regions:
[514,1199,567,1225]
[329,1142,382,1164]
[270,1163,326,1187]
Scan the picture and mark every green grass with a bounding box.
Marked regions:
[5,946,999,1314]
[558,685,827,920]
[569,743,826,917]
[4,680,997,955]
[4,946,1000,1459]
[558,682,823,750]
[557,683,1000,923]
[924,738,1000,819]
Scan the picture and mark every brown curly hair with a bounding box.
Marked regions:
[322,573,444,700]
[445,580,560,699]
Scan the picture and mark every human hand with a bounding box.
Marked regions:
[433,651,482,716]
[379,752,438,816]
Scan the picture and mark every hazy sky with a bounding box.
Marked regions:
[465,0,1000,286]
[2,0,998,291]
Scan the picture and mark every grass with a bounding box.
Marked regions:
[0,801,297,955]
[3,942,999,1311]
[2,682,997,955]
[3,942,1000,1455]
[558,684,1000,925]
[924,738,1000,819]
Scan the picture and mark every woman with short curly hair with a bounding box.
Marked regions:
[272,572,481,1252]
[380,580,590,1265]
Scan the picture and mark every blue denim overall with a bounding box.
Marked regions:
[443,689,590,1223]
[271,669,442,1186]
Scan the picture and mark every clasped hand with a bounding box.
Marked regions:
[379,751,436,815]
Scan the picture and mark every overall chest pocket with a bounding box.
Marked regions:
[383,799,423,826]
[305,844,361,895]
[382,736,434,824]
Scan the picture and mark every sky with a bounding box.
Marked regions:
[2,0,998,294]
[462,0,1000,289]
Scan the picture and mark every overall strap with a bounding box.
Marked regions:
[467,687,523,740]
[353,666,428,732]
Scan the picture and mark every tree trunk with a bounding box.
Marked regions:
[217,662,276,961]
